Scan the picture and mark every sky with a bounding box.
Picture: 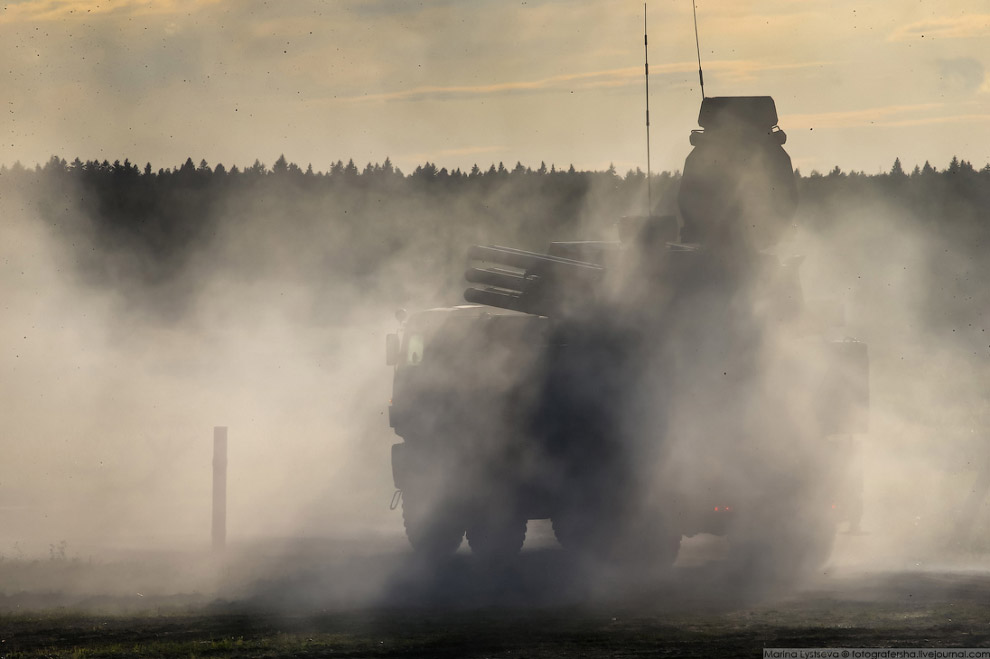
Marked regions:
[1,0,988,175]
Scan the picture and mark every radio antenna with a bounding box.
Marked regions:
[691,0,706,99]
[644,3,652,214]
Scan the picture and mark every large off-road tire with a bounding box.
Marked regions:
[551,490,617,558]
[401,492,465,559]
[466,514,527,563]
[552,511,606,556]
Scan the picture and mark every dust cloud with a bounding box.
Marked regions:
[0,176,402,558]
[792,194,990,570]
[0,144,988,615]
[0,161,632,609]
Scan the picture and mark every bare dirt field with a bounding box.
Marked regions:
[3,527,990,658]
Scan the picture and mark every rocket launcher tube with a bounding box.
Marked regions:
[463,287,530,313]
[467,245,605,278]
[464,244,607,317]
[465,267,531,292]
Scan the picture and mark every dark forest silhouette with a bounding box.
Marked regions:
[2,154,989,322]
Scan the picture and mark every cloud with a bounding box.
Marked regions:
[788,102,990,129]
[0,0,223,23]
[337,67,644,104]
[435,146,506,157]
[789,103,942,128]
[878,113,990,128]
[709,59,835,83]
[403,145,507,166]
[937,57,986,93]
[889,15,990,41]
[344,0,503,17]
[338,59,833,104]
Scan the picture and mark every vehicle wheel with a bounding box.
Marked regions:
[552,511,605,556]
[401,491,465,559]
[467,513,527,563]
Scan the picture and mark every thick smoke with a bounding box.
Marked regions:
[0,174,404,554]
[1,146,988,612]
[385,107,871,600]
[0,160,657,607]
[382,141,990,603]
[791,188,990,568]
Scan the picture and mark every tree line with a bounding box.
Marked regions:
[2,153,988,319]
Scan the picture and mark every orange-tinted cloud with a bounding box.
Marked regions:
[339,67,646,104]
[0,0,222,23]
[789,102,990,129]
[340,59,832,104]
[889,15,990,41]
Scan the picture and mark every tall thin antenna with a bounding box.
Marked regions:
[644,3,652,214]
[691,0,705,99]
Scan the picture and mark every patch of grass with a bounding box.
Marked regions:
[4,569,990,657]
[3,602,990,659]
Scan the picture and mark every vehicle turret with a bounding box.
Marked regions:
[679,96,798,250]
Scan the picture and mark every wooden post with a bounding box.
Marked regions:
[212,426,227,551]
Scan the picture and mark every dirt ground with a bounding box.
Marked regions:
[2,528,990,658]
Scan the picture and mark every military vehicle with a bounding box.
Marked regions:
[385,96,868,575]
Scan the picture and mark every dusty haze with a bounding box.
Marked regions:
[1,154,989,610]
